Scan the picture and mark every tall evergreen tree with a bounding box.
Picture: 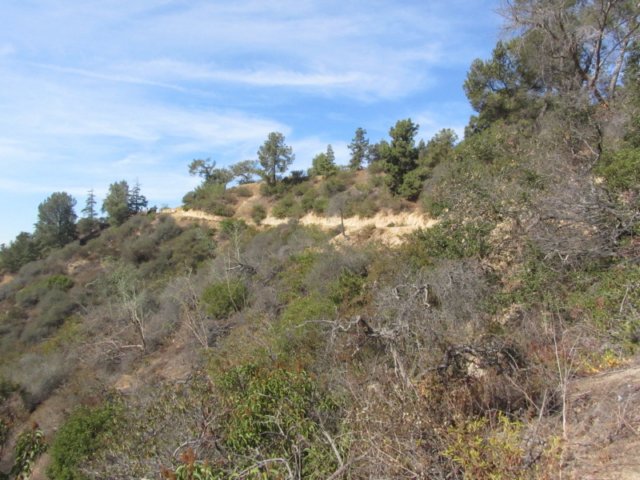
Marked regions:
[35,192,78,248]
[82,189,97,220]
[78,188,101,235]
[309,145,338,177]
[257,132,294,187]
[348,127,370,170]
[128,179,148,214]
[380,119,420,195]
[102,180,131,226]
[0,232,42,272]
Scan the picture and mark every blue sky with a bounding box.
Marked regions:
[0,0,500,245]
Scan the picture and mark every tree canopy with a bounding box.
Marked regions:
[102,181,131,226]
[309,145,338,177]
[348,127,370,170]
[257,132,295,187]
[34,192,77,249]
[380,119,420,196]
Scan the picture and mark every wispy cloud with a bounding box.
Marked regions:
[0,0,500,244]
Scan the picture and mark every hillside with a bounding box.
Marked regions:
[1,3,639,479]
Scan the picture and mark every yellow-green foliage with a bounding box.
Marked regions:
[443,414,526,480]
[277,250,318,303]
[276,295,335,364]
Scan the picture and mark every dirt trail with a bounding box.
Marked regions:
[563,362,640,479]
[163,208,436,245]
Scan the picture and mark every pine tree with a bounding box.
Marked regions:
[348,127,370,170]
[102,180,131,226]
[257,132,295,187]
[309,145,338,177]
[128,179,148,214]
[35,192,78,248]
[82,189,97,220]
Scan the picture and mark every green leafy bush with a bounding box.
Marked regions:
[10,427,47,479]
[405,221,492,266]
[276,295,335,362]
[219,218,247,238]
[272,194,304,219]
[596,147,640,193]
[217,364,341,478]
[250,204,267,224]
[277,250,318,303]
[567,263,640,344]
[48,402,121,480]
[421,195,450,217]
[329,268,366,307]
[170,227,215,267]
[46,274,74,291]
[15,274,71,308]
[220,365,317,452]
[201,279,247,319]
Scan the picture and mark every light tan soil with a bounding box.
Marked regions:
[562,361,640,479]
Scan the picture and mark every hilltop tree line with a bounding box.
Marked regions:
[188,120,458,201]
[0,180,149,272]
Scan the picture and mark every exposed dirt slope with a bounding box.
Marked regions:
[164,207,436,245]
[563,361,640,479]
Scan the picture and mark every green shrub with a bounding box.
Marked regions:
[48,402,121,480]
[183,183,236,216]
[10,427,47,479]
[15,283,48,308]
[312,196,328,215]
[202,279,247,319]
[277,250,319,303]
[492,253,560,311]
[46,274,74,291]
[322,176,348,196]
[157,226,216,273]
[329,268,366,307]
[421,195,450,217]
[218,364,340,478]
[219,218,247,238]
[595,147,640,193]
[250,204,267,224]
[352,196,379,218]
[219,365,315,452]
[0,377,17,402]
[0,419,8,452]
[276,295,335,362]
[567,263,640,344]
[34,290,76,332]
[272,194,304,219]
[300,188,319,212]
[234,186,253,197]
[15,274,74,308]
[405,221,493,266]
[152,215,183,243]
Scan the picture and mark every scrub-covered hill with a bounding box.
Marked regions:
[1,2,639,478]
